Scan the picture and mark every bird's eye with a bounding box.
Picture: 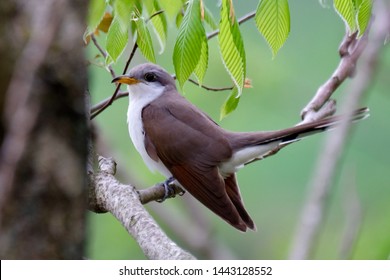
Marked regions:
[144,72,157,82]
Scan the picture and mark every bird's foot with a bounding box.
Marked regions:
[156,177,185,203]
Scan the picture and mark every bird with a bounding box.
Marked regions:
[112,63,368,232]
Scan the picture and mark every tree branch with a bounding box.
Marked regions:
[90,90,128,114]
[300,30,368,123]
[188,78,234,91]
[89,9,256,119]
[90,42,138,120]
[289,1,390,259]
[338,168,363,259]
[148,195,238,259]
[138,181,185,205]
[90,34,117,79]
[88,156,195,260]
[252,16,372,161]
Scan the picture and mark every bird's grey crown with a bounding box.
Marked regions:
[128,63,176,89]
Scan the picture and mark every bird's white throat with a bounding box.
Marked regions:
[126,83,172,177]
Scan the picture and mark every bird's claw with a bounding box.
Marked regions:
[157,177,184,203]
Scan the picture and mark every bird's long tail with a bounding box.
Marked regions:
[275,107,370,145]
[224,107,369,168]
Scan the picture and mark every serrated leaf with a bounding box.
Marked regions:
[218,0,246,96]
[356,0,372,37]
[220,87,240,120]
[334,0,357,34]
[147,0,168,54]
[115,0,134,24]
[173,0,206,88]
[159,0,185,20]
[255,0,290,57]
[130,0,142,35]
[194,36,208,85]
[133,16,156,63]
[352,0,363,10]
[105,0,134,63]
[133,0,143,14]
[106,17,128,64]
[86,0,107,36]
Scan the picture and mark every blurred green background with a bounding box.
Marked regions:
[86,0,390,259]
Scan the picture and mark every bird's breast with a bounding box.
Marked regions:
[127,96,172,178]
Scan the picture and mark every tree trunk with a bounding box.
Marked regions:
[0,0,88,259]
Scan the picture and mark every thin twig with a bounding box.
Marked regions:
[90,34,117,79]
[289,1,390,259]
[338,168,363,259]
[146,9,164,23]
[90,91,128,114]
[188,78,234,91]
[300,30,368,123]
[138,181,185,205]
[207,10,256,40]
[90,42,138,120]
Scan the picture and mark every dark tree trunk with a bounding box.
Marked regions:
[0,0,88,259]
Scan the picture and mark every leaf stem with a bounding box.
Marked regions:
[207,10,256,40]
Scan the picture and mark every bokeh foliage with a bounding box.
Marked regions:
[86,0,389,259]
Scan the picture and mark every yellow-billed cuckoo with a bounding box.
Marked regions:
[112,63,368,232]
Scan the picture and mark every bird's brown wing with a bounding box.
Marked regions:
[224,174,255,230]
[142,91,253,231]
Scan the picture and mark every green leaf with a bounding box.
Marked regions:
[106,18,128,64]
[218,0,246,96]
[173,0,206,88]
[175,10,184,28]
[133,15,156,63]
[129,1,142,37]
[193,36,208,85]
[220,87,240,120]
[147,0,168,54]
[203,5,218,30]
[356,0,372,37]
[352,0,363,10]
[106,0,134,63]
[86,0,107,37]
[134,0,143,13]
[255,0,290,57]
[334,0,357,33]
[159,0,185,20]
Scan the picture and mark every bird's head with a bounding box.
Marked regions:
[112,63,176,97]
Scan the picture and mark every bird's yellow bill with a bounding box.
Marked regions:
[112,75,140,85]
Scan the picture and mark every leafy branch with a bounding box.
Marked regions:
[86,0,291,119]
[87,0,372,119]
[90,9,165,120]
[89,7,254,119]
